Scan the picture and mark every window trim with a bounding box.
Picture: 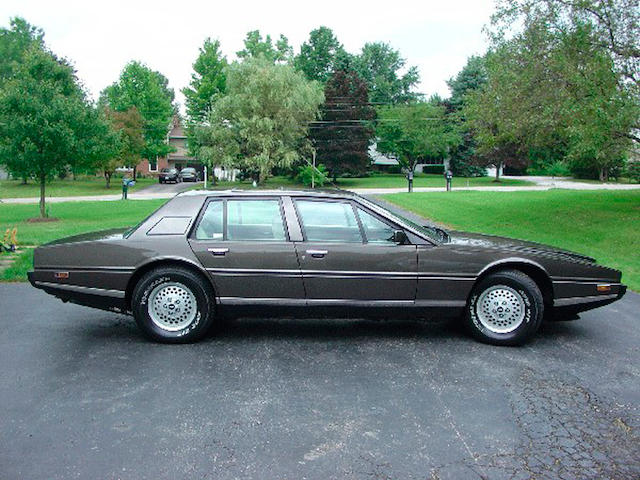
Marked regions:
[190,196,290,243]
[354,204,398,245]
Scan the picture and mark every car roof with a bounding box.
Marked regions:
[176,188,358,200]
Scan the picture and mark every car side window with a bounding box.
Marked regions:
[357,208,396,244]
[195,201,223,240]
[227,199,286,241]
[296,200,362,243]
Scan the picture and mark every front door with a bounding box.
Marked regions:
[293,198,417,305]
[188,197,305,304]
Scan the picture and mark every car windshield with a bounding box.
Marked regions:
[360,197,444,243]
[182,168,195,173]
[161,168,176,173]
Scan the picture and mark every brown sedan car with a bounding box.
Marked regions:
[28,190,626,345]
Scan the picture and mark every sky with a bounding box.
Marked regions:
[1,0,495,111]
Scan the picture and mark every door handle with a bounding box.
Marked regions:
[306,249,328,258]
[208,247,229,256]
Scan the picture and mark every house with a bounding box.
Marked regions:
[138,116,203,176]
[368,143,448,173]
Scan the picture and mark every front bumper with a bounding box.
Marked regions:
[552,283,626,316]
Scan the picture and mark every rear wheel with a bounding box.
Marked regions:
[465,270,543,346]
[131,267,215,343]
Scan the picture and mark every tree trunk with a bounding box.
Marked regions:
[39,173,46,218]
[105,171,111,189]
[495,161,502,182]
[21,176,27,185]
[407,163,415,193]
[133,165,137,181]
[599,167,608,182]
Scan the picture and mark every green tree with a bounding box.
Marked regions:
[491,0,640,91]
[0,17,46,183]
[100,61,175,179]
[0,17,44,83]
[354,42,421,104]
[310,69,375,179]
[468,5,638,180]
[446,55,488,177]
[193,57,323,183]
[376,100,459,191]
[102,107,145,188]
[182,38,227,123]
[294,26,350,83]
[0,45,113,217]
[236,30,293,64]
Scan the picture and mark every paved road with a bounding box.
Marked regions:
[2,177,638,204]
[0,283,638,479]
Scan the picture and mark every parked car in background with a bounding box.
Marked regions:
[179,167,199,182]
[158,168,179,184]
[28,190,626,346]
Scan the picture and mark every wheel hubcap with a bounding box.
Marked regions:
[476,285,525,334]
[148,282,197,332]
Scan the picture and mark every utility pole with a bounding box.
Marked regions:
[311,150,316,189]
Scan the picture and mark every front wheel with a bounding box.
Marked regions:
[465,270,544,346]
[131,267,215,343]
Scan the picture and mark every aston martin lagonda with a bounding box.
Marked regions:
[28,190,626,345]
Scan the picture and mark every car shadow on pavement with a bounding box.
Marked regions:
[71,312,588,346]
[209,317,469,343]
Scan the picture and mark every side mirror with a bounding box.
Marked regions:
[392,230,409,245]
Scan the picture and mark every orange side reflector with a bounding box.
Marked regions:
[54,272,69,279]
[596,284,611,292]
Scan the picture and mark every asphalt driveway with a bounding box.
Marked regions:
[0,284,638,479]
[136,179,202,195]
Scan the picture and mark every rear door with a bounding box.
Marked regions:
[188,197,305,304]
[292,198,417,304]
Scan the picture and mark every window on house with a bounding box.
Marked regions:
[149,158,158,172]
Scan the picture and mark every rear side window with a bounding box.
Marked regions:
[194,198,286,241]
[227,199,286,241]
[296,200,362,243]
[195,201,223,240]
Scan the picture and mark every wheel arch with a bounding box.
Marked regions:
[125,257,215,310]
[474,259,553,308]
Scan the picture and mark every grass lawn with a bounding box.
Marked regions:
[382,190,640,291]
[0,176,156,198]
[0,199,165,281]
[208,173,533,190]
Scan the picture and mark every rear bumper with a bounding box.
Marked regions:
[28,270,128,313]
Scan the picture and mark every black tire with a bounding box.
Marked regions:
[465,270,544,346]
[131,267,215,343]
[159,179,164,184]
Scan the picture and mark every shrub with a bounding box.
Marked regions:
[296,163,328,187]
[421,164,445,175]
[527,160,571,177]
[626,162,640,183]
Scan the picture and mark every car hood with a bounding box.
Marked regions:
[447,231,596,264]
[42,228,129,247]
